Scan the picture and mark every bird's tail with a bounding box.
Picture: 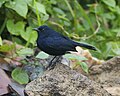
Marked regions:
[75,42,97,51]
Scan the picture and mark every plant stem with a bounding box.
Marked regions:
[75,0,95,32]
[50,21,69,36]
[64,0,78,33]
[64,0,75,18]
[33,0,41,26]
[25,33,32,47]
[0,17,7,35]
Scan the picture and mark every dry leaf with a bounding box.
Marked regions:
[8,80,25,96]
[0,68,11,95]
[0,58,12,71]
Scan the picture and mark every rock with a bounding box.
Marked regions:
[25,64,111,96]
[89,56,120,86]
[89,56,120,95]
[104,87,120,96]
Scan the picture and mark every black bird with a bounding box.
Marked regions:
[34,25,96,68]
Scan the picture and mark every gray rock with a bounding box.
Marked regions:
[89,56,120,96]
[25,63,111,96]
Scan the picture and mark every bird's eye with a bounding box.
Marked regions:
[41,29,45,32]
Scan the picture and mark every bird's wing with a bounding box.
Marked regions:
[44,36,75,52]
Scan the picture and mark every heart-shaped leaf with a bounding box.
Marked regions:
[32,2,46,14]
[5,0,28,18]
[12,67,29,84]
[20,26,38,45]
[7,19,25,36]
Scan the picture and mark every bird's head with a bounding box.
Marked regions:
[33,25,48,33]
[33,25,57,37]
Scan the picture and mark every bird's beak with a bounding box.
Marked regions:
[33,28,39,31]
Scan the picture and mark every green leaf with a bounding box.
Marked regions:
[104,41,120,57]
[0,44,15,52]
[40,14,49,22]
[17,48,34,57]
[12,67,29,84]
[108,42,120,55]
[20,26,38,45]
[0,0,9,7]
[0,36,2,45]
[102,0,116,8]
[50,0,57,4]
[24,0,32,5]
[115,6,120,15]
[74,0,95,32]
[113,48,120,55]
[7,19,25,36]
[117,31,120,37]
[32,2,46,14]
[36,51,49,59]
[5,0,28,18]
[112,28,120,37]
[63,54,87,61]
[102,13,115,20]
[7,19,16,35]
[79,62,89,73]
[53,7,65,14]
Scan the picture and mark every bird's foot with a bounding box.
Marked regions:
[46,62,56,70]
[46,56,62,70]
[45,56,56,70]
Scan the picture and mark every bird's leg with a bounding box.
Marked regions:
[49,56,62,69]
[46,56,57,69]
[46,56,62,70]
[54,55,62,64]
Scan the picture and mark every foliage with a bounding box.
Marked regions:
[17,48,34,57]
[12,67,29,84]
[64,53,88,73]
[36,51,49,59]
[79,62,88,73]
[0,0,119,59]
[0,44,15,52]
[63,54,87,61]
[0,0,120,82]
